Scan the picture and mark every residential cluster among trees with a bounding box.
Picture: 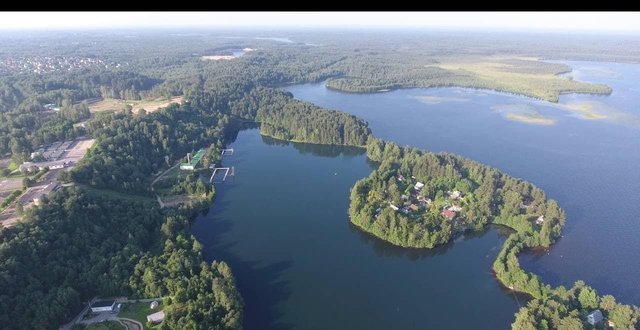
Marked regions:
[350,137,564,248]
[0,30,638,330]
[350,137,639,328]
[512,281,640,330]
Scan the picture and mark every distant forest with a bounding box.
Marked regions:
[0,30,639,330]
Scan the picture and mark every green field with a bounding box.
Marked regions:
[119,301,163,326]
[78,184,155,203]
[326,56,612,102]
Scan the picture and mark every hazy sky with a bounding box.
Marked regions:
[0,12,639,32]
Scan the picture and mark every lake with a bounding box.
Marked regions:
[192,130,522,329]
[286,60,640,305]
[193,60,640,329]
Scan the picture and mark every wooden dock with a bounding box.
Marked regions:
[210,167,234,183]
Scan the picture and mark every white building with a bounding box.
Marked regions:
[414,182,425,190]
[449,205,463,212]
[90,300,116,313]
[536,215,545,225]
[450,190,463,200]
[587,309,603,325]
[147,310,165,324]
[150,300,159,309]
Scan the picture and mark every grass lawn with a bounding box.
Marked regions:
[84,321,124,330]
[119,301,162,325]
[434,57,611,102]
[78,184,155,203]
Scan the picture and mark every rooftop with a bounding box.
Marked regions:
[180,149,206,167]
[91,300,116,308]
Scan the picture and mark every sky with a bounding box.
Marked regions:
[0,12,639,32]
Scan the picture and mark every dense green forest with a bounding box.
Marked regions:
[254,90,370,146]
[1,30,639,329]
[0,88,247,329]
[350,137,639,328]
[350,137,565,249]
[0,29,627,161]
[0,187,164,329]
[0,71,371,329]
[512,280,640,329]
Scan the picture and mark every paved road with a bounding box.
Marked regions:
[119,318,143,330]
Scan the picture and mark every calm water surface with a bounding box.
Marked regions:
[193,60,640,329]
[286,60,640,305]
[193,130,521,330]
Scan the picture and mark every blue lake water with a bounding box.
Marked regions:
[193,60,640,329]
[286,60,640,305]
[193,130,522,330]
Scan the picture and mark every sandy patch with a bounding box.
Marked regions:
[89,96,183,114]
[506,113,556,125]
[415,95,469,105]
[493,103,556,126]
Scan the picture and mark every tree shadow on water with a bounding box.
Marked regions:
[234,259,294,330]
[349,222,497,261]
[193,201,294,329]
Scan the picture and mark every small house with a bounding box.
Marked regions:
[536,215,545,225]
[397,175,404,182]
[450,190,463,200]
[414,182,425,190]
[449,205,463,212]
[90,300,116,313]
[408,204,419,212]
[441,208,456,220]
[147,310,165,324]
[389,204,399,211]
[587,309,603,325]
[150,300,159,309]
[401,194,409,201]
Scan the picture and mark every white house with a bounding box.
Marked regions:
[389,204,399,211]
[450,190,463,200]
[587,309,603,325]
[90,300,116,313]
[147,310,165,324]
[414,182,425,190]
[449,205,463,212]
[536,215,545,225]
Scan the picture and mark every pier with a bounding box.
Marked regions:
[210,166,235,183]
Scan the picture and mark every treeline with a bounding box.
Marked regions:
[129,208,242,330]
[70,96,236,193]
[350,137,639,328]
[322,54,611,102]
[0,69,156,160]
[349,137,564,248]
[0,187,164,329]
[254,89,371,146]
[0,87,247,329]
[512,281,640,329]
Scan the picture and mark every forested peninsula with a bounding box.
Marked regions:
[0,31,638,330]
[349,138,640,328]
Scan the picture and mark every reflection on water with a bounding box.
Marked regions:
[261,134,365,158]
[286,60,640,305]
[193,129,521,330]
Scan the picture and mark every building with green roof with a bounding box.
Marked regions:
[180,149,205,170]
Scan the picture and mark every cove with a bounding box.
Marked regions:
[192,129,522,329]
[286,60,640,305]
